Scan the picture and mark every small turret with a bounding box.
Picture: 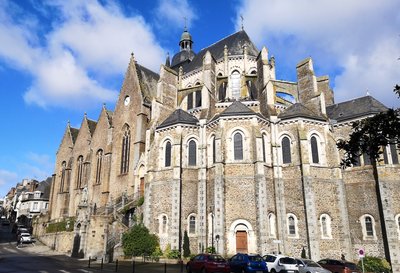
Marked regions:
[179,27,193,52]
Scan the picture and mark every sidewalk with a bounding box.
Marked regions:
[18,240,65,256]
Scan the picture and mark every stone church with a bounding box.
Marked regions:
[45,27,400,269]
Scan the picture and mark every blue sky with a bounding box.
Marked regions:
[1,0,399,197]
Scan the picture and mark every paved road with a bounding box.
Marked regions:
[0,222,184,273]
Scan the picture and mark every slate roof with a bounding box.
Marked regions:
[157,109,199,129]
[70,127,79,144]
[136,63,160,100]
[210,100,263,123]
[87,119,97,136]
[172,30,259,73]
[326,96,388,122]
[171,50,196,68]
[220,100,257,117]
[279,103,326,121]
[36,177,52,199]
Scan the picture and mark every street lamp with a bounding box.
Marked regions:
[211,212,214,253]
[215,235,220,254]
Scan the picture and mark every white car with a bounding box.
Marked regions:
[19,233,32,243]
[263,254,299,273]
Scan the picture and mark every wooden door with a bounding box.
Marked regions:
[140,177,144,197]
[236,231,248,253]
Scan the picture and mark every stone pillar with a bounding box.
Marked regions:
[270,117,287,253]
[198,120,208,253]
[214,129,226,256]
[297,123,320,260]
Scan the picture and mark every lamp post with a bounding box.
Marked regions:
[211,212,214,253]
[215,235,220,254]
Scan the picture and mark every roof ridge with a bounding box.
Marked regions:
[199,29,246,52]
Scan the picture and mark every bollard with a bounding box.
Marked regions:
[88,256,91,268]
[132,259,135,273]
[115,259,118,272]
[101,257,103,270]
[164,262,167,273]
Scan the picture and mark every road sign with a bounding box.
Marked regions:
[358,248,365,258]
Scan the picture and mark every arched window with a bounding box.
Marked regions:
[262,134,267,162]
[395,214,400,239]
[390,143,399,164]
[230,70,240,99]
[365,216,373,236]
[311,135,319,164]
[76,155,84,188]
[212,136,216,164]
[188,139,197,166]
[219,82,227,101]
[320,214,332,239]
[268,213,276,238]
[95,149,103,184]
[189,215,196,234]
[287,215,297,236]
[384,143,399,164]
[60,161,66,192]
[120,126,130,174]
[195,91,202,107]
[282,136,291,164]
[160,215,168,234]
[363,153,371,165]
[360,214,376,240]
[233,132,243,160]
[165,141,172,167]
[187,93,193,110]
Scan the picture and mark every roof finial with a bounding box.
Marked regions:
[184,16,187,31]
[240,14,244,30]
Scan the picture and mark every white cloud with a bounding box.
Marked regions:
[237,0,400,107]
[0,0,166,110]
[0,169,18,197]
[154,0,197,29]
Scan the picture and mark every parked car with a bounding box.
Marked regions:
[296,258,332,273]
[19,233,32,244]
[186,253,230,273]
[317,259,361,273]
[229,253,268,273]
[263,254,299,273]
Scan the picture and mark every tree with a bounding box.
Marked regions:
[182,230,191,257]
[122,224,159,257]
[337,85,400,266]
[337,85,400,166]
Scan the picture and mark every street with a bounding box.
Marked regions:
[0,223,184,273]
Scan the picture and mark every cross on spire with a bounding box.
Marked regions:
[184,16,187,31]
[240,15,244,30]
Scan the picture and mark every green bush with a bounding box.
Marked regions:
[206,246,215,254]
[137,196,144,206]
[358,256,391,273]
[122,224,159,257]
[46,218,75,233]
[151,246,163,261]
[183,231,191,257]
[167,249,181,259]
